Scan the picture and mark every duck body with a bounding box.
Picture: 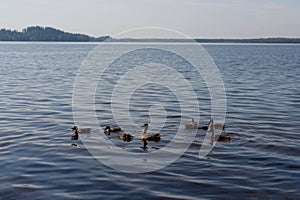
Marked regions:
[141,133,161,142]
[217,133,231,142]
[119,133,134,142]
[185,119,198,129]
[104,126,122,134]
[213,123,226,130]
[71,126,91,133]
[141,124,161,142]
[211,133,231,142]
[71,133,78,140]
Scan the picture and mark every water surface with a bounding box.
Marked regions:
[0,42,299,199]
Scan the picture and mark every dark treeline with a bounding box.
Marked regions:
[0,26,110,42]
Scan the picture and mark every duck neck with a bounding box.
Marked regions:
[208,121,214,132]
[143,126,148,134]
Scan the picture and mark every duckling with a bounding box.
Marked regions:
[118,133,134,142]
[71,126,91,133]
[141,123,161,142]
[104,126,122,135]
[185,119,198,129]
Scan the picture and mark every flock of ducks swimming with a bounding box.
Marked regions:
[184,119,230,142]
[70,119,231,148]
[104,125,134,142]
[185,119,226,131]
[70,123,161,148]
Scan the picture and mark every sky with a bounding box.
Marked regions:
[0,0,300,38]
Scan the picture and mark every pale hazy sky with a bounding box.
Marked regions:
[1,0,300,38]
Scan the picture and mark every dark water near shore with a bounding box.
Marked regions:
[0,42,299,199]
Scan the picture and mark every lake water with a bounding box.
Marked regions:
[0,42,299,199]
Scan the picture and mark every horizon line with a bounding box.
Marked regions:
[1,25,300,40]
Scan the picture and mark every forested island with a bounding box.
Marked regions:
[0,26,110,42]
[1,26,300,43]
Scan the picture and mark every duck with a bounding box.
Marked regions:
[70,127,79,140]
[211,132,231,142]
[208,119,231,142]
[103,125,122,135]
[118,133,134,142]
[185,119,198,129]
[141,123,161,142]
[71,126,91,133]
[198,119,226,130]
[217,133,231,142]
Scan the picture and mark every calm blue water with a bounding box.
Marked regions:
[0,42,299,199]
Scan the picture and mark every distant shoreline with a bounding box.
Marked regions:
[109,38,300,44]
[1,26,300,43]
[1,38,300,44]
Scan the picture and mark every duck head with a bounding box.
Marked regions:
[141,123,149,134]
[208,119,214,131]
[104,126,111,134]
[71,126,79,134]
[141,123,149,127]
